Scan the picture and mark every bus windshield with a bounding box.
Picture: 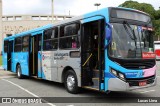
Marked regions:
[109,23,154,59]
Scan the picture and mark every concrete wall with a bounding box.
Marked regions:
[0,0,73,53]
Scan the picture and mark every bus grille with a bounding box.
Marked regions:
[126,76,155,86]
[122,61,155,70]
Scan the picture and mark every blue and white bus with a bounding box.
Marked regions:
[2,7,156,94]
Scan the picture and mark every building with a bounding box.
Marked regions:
[0,0,73,53]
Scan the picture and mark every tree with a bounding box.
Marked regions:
[119,1,142,12]
[153,20,160,40]
[155,10,160,20]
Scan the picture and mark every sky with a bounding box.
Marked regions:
[2,0,160,16]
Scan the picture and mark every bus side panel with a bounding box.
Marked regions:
[57,50,81,86]
[41,51,52,80]
[12,52,29,75]
[12,53,17,73]
[38,51,41,77]
[2,53,7,70]
[38,51,43,78]
[11,52,14,72]
[20,52,29,76]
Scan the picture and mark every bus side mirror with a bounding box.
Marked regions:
[105,23,112,45]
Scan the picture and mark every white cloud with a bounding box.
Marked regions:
[2,0,160,16]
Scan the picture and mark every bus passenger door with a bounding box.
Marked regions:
[29,33,42,78]
[7,40,13,71]
[81,18,105,90]
[20,36,30,76]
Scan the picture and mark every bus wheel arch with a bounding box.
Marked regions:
[62,66,79,94]
[16,63,23,79]
[62,66,74,83]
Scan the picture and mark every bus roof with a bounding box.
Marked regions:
[4,7,150,41]
[4,24,53,40]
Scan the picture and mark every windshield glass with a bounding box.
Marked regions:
[109,23,154,59]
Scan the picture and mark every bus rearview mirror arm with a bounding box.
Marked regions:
[105,23,112,48]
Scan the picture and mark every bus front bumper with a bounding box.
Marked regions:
[107,77,157,91]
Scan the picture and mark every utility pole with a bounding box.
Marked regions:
[51,0,54,23]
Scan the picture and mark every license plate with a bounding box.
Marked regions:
[139,81,147,86]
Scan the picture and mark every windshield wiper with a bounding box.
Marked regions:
[123,21,138,56]
[123,21,136,40]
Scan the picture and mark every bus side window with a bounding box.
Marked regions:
[43,27,58,51]
[59,23,80,49]
[22,36,29,52]
[14,37,22,52]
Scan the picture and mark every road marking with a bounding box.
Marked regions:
[2,79,55,106]
[0,76,16,79]
[140,90,155,93]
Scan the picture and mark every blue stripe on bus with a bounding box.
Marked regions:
[105,72,116,78]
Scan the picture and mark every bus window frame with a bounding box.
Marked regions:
[14,37,22,52]
[43,27,58,51]
[22,35,30,52]
[59,22,80,50]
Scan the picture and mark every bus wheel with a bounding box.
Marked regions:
[64,70,79,94]
[16,65,23,79]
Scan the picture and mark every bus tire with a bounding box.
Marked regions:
[64,70,79,94]
[16,65,23,79]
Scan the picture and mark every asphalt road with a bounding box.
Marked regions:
[0,62,160,106]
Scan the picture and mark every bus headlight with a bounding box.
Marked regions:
[111,69,118,76]
[119,73,125,80]
[110,68,126,81]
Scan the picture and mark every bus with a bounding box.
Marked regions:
[154,41,160,60]
[2,7,156,94]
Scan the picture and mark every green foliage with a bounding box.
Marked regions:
[155,10,160,20]
[119,0,160,38]
[119,1,142,11]
[0,56,2,66]
[153,20,160,36]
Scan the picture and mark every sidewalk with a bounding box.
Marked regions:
[0,66,4,70]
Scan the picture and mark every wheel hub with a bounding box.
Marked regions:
[67,75,75,90]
